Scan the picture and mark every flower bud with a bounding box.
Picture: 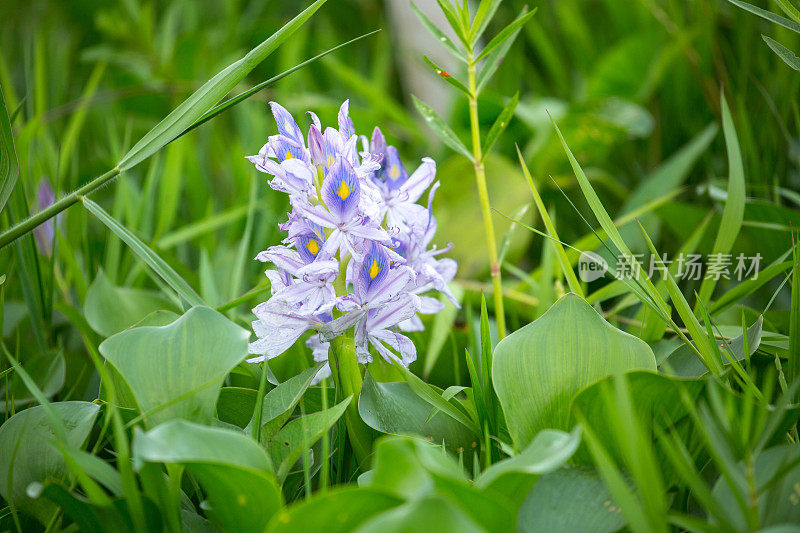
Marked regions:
[308,124,325,168]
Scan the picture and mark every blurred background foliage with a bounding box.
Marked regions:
[0,0,798,384]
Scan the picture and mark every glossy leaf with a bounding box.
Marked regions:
[133,420,282,532]
[99,306,249,427]
[266,487,402,533]
[492,293,656,447]
[268,396,351,480]
[359,372,478,453]
[518,466,626,533]
[84,270,178,337]
[0,402,100,523]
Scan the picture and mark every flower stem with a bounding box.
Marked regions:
[0,167,121,249]
[467,54,506,339]
[328,259,373,466]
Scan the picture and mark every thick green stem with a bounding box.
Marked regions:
[467,55,506,339]
[328,261,373,466]
[0,167,121,249]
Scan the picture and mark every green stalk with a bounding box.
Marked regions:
[318,376,330,492]
[0,167,121,249]
[328,265,373,466]
[467,52,506,338]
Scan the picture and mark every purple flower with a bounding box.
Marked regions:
[246,100,458,372]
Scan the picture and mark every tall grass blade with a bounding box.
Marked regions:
[697,93,745,304]
[82,198,205,307]
[727,0,800,33]
[116,0,328,171]
[0,85,19,214]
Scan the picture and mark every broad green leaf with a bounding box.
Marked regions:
[474,7,537,62]
[133,420,282,532]
[0,351,65,412]
[727,0,800,33]
[266,487,403,533]
[82,198,205,307]
[359,372,478,453]
[492,293,656,447]
[216,387,258,428]
[660,316,763,378]
[84,270,178,337]
[99,306,249,427]
[482,91,518,157]
[393,361,481,435]
[711,445,800,529]
[0,402,100,523]
[247,362,325,436]
[412,95,474,160]
[476,427,581,507]
[355,496,485,533]
[0,84,19,214]
[268,396,351,480]
[763,35,800,71]
[697,94,745,304]
[116,0,328,171]
[518,466,625,533]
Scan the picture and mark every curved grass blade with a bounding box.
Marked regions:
[515,145,583,295]
[412,95,473,160]
[117,0,328,171]
[0,84,19,214]
[176,29,380,140]
[470,0,502,45]
[697,94,745,304]
[82,197,205,307]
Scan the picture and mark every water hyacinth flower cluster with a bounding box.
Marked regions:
[247,100,458,381]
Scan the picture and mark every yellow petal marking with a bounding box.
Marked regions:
[389,165,400,180]
[369,259,380,279]
[326,155,335,168]
[285,151,294,160]
[307,239,319,256]
[337,180,351,200]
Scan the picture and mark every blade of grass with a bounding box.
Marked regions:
[81,197,205,307]
[0,84,19,214]
[516,145,583,295]
[697,93,745,304]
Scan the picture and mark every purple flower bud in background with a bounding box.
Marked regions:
[34,178,55,256]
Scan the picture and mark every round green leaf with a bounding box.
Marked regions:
[359,372,478,453]
[84,270,178,337]
[99,306,249,427]
[492,293,656,447]
[134,420,281,532]
[0,402,100,523]
[266,487,403,533]
[518,466,625,533]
